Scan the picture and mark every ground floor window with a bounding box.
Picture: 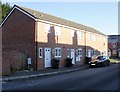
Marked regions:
[77,48,82,57]
[86,49,88,57]
[93,50,96,55]
[67,49,70,57]
[55,47,61,57]
[87,49,92,57]
[39,48,42,58]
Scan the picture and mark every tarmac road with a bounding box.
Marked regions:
[2,63,119,91]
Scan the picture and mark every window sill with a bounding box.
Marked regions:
[55,56,61,58]
[39,57,42,59]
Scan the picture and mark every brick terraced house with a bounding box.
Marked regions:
[108,35,120,58]
[1,5,108,75]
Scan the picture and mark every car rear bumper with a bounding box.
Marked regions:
[89,62,104,67]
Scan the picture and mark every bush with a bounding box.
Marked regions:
[51,59,60,69]
[64,58,72,67]
[85,57,91,64]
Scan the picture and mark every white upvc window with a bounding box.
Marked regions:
[45,24,51,33]
[77,48,82,56]
[39,48,42,58]
[100,35,102,42]
[103,37,106,41]
[77,31,82,39]
[92,34,96,41]
[93,50,96,55]
[67,49,70,57]
[54,26,61,36]
[88,49,92,57]
[87,33,91,40]
[55,47,61,57]
[71,29,75,37]
[86,49,88,57]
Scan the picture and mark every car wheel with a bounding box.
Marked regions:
[106,60,110,66]
[108,61,110,66]
[103,62,106,67]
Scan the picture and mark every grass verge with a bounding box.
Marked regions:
[110,58,120,63]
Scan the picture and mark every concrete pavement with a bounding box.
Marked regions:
[0,65,89,82]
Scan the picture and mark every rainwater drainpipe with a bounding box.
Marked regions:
[84,30,86,64]
[35,20,38,70]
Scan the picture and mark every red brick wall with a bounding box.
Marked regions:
[108,42,119,57]
[2,50,20,75]
[36,22,107,70]
[2,8,36,74]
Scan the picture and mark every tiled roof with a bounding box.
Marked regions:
[15,5,106,36]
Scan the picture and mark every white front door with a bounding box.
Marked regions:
[45,48,51,68]
[71,49,75,64]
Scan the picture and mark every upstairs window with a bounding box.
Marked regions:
[77,31,82,39]
[92,34,96,41]
[45,24,51,33]
[54,26,61,36]
[71,29,75,37]
[100,36,102,42]
[87,33,91,40]
[103,37,106,41]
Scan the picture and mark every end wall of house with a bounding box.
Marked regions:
[2,9,36,74]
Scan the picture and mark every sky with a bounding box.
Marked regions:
[2,1,118,35]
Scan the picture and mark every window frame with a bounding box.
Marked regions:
[77,31,82,39]
[87,33,91,40]
[67,49,70,57]
[92,34,96,41]
[54,47,62,57]
[54,26,62,36]
[100,35,102,42]
[103,37,106,41]
[77,48,82,57]
[93,50,96,55]
[39,48,43,58]
[71,29,75,37]
[45,24,51,33]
